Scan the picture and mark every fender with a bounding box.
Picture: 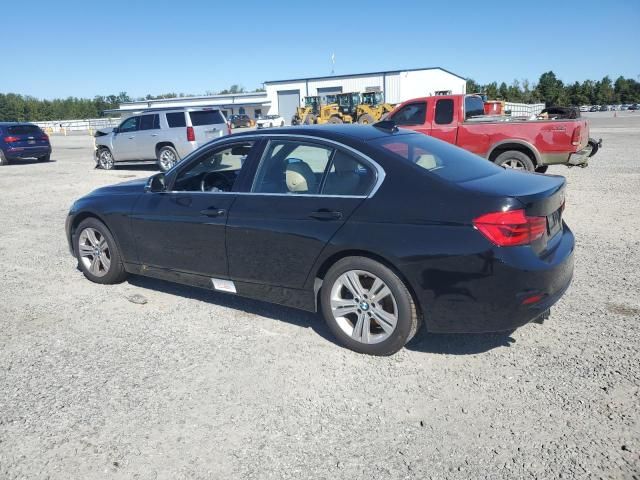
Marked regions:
[486,138,542,165]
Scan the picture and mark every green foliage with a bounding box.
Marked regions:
[466,72,640,106]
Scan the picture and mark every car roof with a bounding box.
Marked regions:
[0,121,35,126]
[232,124,417,142]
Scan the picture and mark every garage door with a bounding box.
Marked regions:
[277,90,301,126]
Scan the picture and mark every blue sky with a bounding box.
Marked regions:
[3,0,639,99]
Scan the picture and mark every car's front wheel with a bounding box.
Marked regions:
[75,218,128,284]
[0,150,9,166]
[320,256,420,355]
[97,148,115,170]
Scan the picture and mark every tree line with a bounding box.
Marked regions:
[2,73,639,122]
[467,71,640,106]
[0,85,265,122]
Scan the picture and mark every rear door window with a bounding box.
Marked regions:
[435,99,454,124]
[189,110,225,126]
[139,114,160,130]
[372,133,502,183]
[7,125,41,135]
[390,102,427,126]
[322,150,375,196]
[166,112,186,128]
[464,95,485,120]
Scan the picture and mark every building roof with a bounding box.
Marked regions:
[264,66,466,84]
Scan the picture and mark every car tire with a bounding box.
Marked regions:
[358,113,375,124]
[535,165,549,174]
[38,154,51,162]
[303,114,316,125]
[157,145,179,172]
[328,116,343,124]
[97,147,115,170]
[320,256,420,356]
[74,217,128,285]
[0,150,9,166]
[494,150,535,172]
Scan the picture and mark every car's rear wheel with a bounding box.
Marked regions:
[97,148,115,170]
[38,154,51,162]
[157,145,179,172]
[75,218,128,284]
[320,256,419,355]
[0,150,8,166]
[494,150,535,172]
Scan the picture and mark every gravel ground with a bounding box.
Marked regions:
[1,115,639,479]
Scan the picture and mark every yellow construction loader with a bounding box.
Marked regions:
[356,91,395,124]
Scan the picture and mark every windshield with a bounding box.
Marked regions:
[372,133,502,183]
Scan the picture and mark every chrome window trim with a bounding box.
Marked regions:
[162,133,386,199]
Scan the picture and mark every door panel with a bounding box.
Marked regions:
[112,116,140,161]
[226,195,363,288]
[130,192,235,277]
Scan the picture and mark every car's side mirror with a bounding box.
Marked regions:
[145,173,166,193]
[112,127,119,134]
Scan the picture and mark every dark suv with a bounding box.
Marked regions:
[0,122,52,165]
[229,114,252,128]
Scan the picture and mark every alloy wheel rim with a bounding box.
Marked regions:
[99,150,114,169]
[159,150,176,170]
[78,228,111,277]
[330,269,398,344]
[503,159,526,169]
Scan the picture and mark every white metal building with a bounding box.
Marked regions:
[112,67,466,124]
[265,67,466,124]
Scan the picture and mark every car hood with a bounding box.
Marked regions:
[89,177,148,196]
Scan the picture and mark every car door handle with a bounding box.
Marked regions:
[309,210,342,220]
[151,133,159,137]
[200,208,226,217]
[128,136,135,139]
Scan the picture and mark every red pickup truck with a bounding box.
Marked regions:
[385,94,596,172]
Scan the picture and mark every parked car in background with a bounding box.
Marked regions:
[66,124,574,355]
[629,104,640,111]
[256,115,285,128]
[598,105,608,112]
[589,106,599,112]
[228,114,252,128]
[94,107,230,171]
[579,105,590,112]
[385,94,597,172]
[0,122,51,166]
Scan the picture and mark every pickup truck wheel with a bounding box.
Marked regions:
[157,146,179,172]
[494,150,535,172]
[535,165,549,174]
[97,148,115,170]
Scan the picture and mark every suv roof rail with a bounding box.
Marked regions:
[372,120,398,133]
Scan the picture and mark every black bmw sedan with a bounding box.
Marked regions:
[66,124,574,355]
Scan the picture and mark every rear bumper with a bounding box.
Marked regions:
[4,145,51,159]
[406,224,575,333]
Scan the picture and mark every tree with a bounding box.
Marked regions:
[536,71,564,106]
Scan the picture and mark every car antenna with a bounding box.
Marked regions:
[372,120,398,133]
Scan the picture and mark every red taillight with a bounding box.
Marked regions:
[571,125,581,146]
[3,136,19,143]
[40,134,49,141]
[473,209,546,247]
[186,126,195,142]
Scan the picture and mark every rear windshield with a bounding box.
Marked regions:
[372,133,502,183]
[189,110,225,126]
[7,124,41,135]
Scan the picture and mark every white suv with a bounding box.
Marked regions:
[95,107,230,171]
